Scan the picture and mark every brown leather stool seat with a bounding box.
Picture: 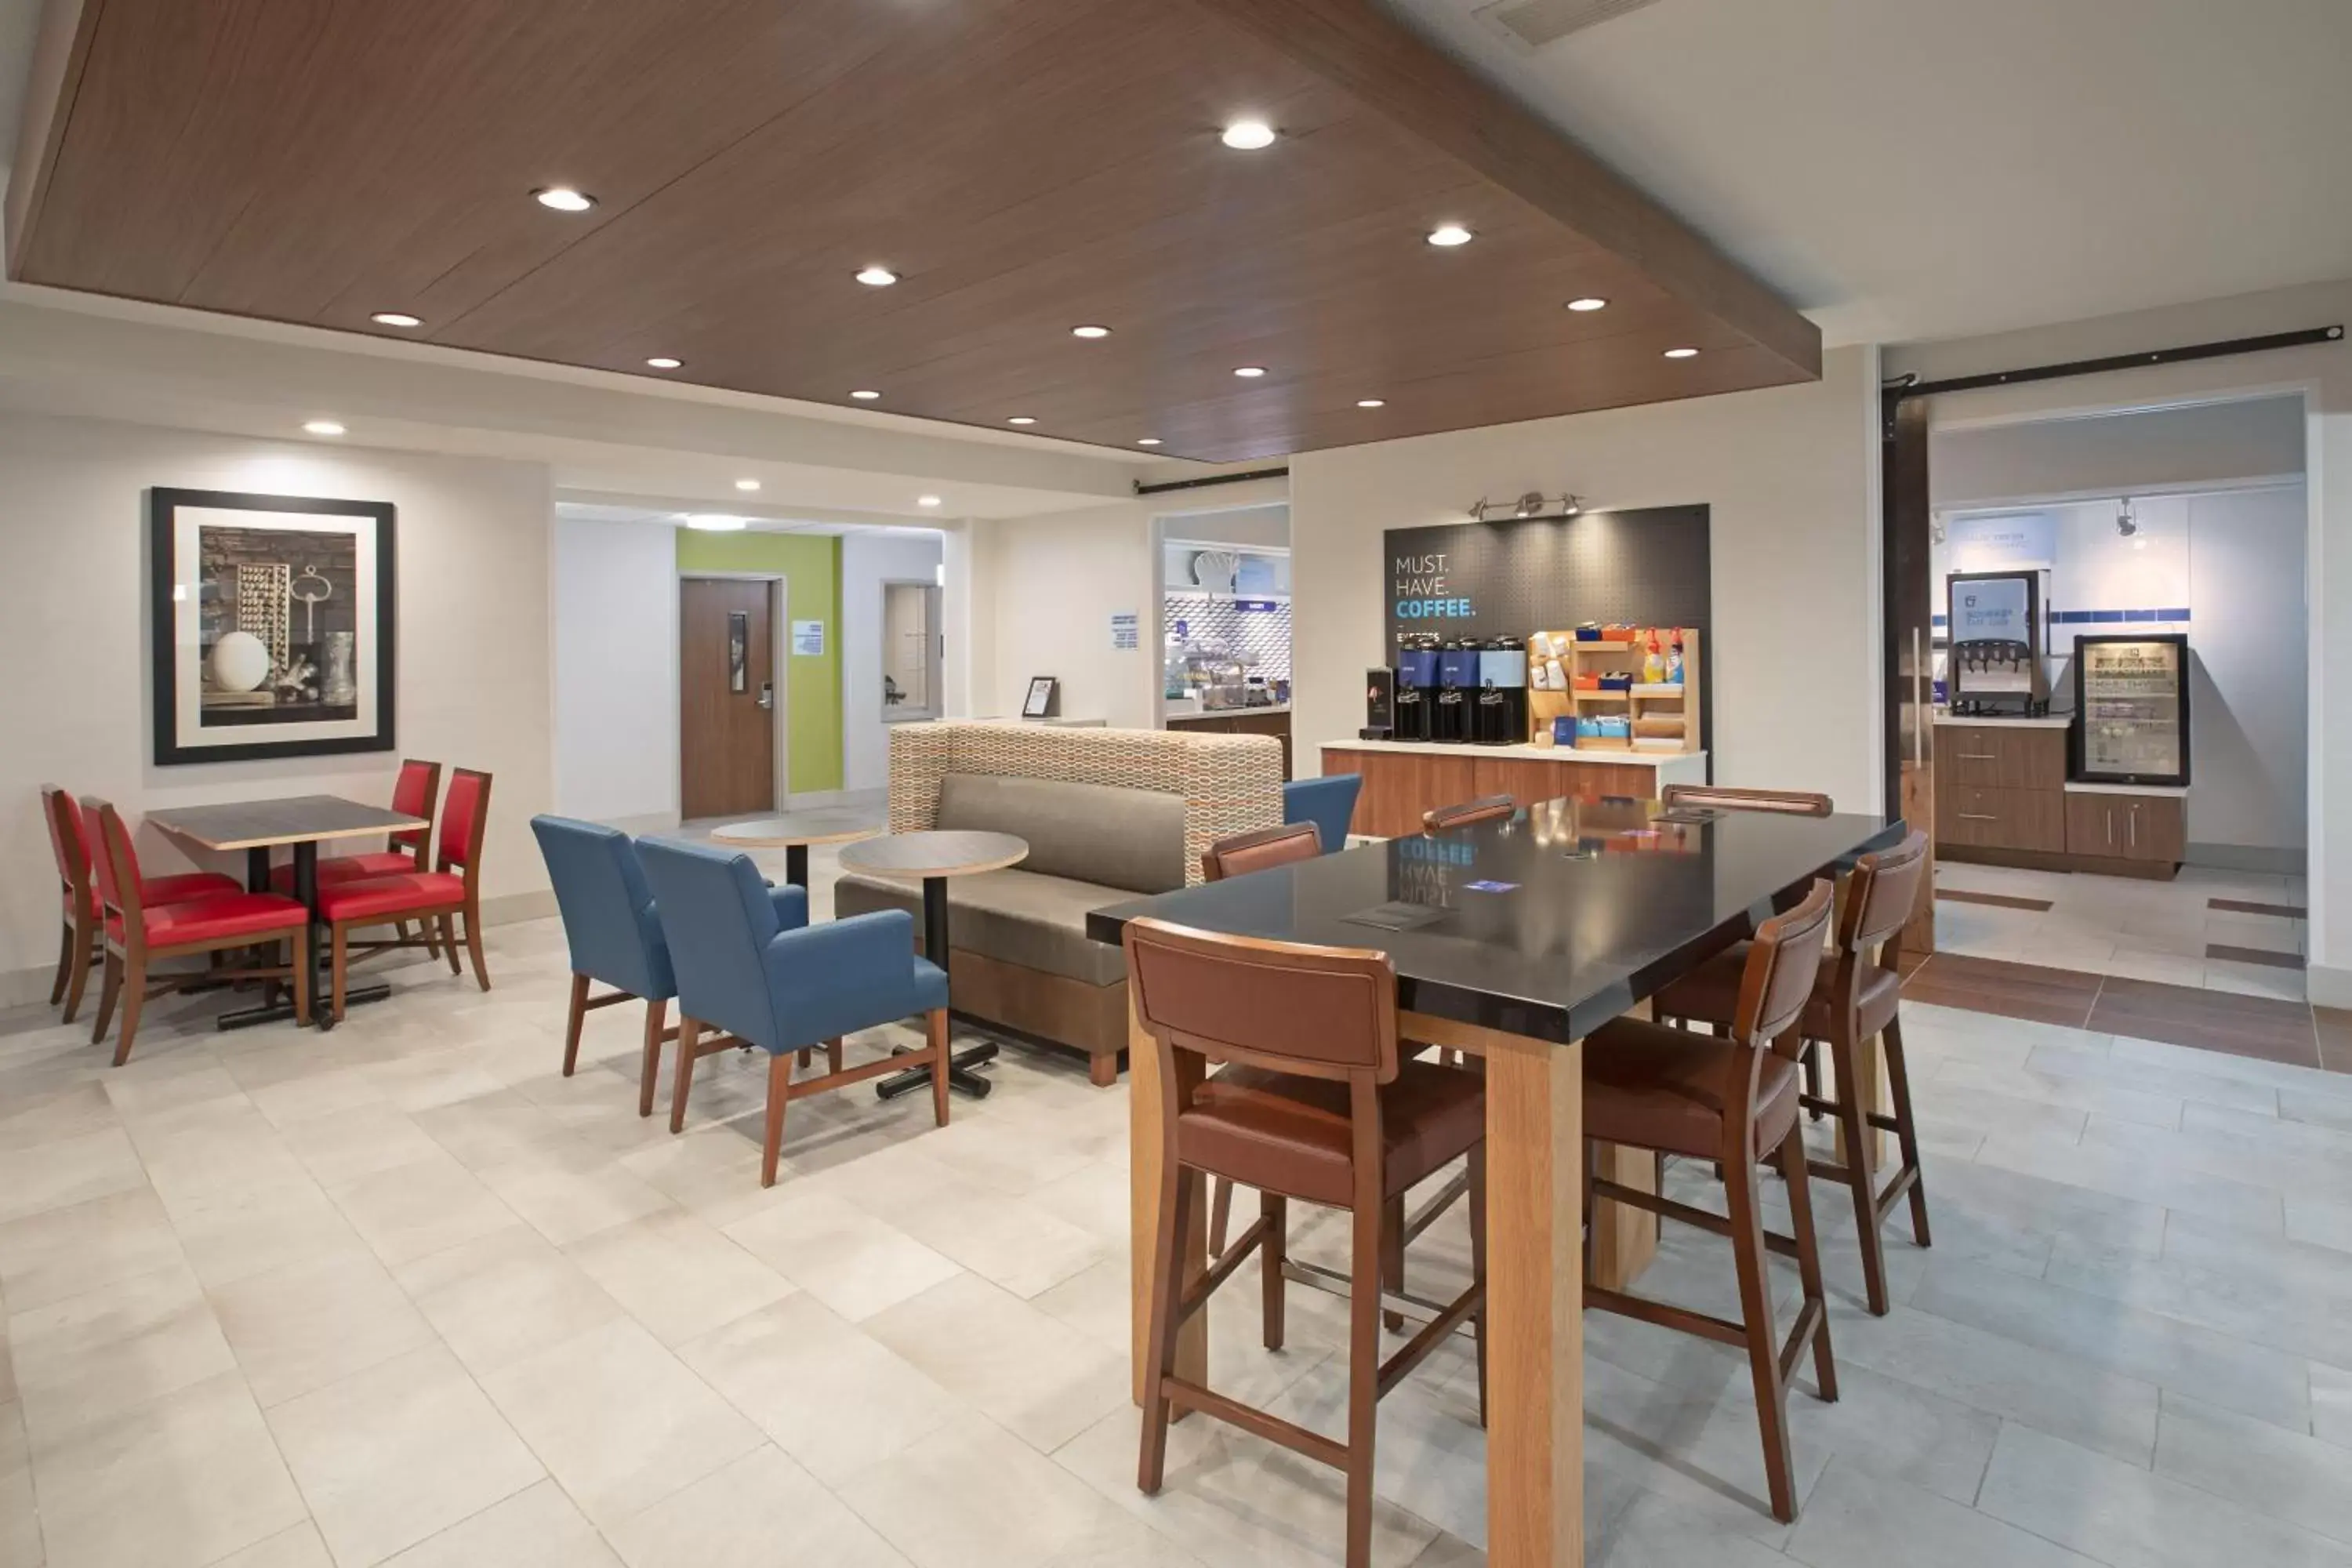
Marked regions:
[1583,1018,1802,1161]
[1657,943,1901,1040]
[1182,1059,1486,1209]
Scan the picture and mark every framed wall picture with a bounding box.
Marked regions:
[1022,676,1060,718]
[149,487,397,764]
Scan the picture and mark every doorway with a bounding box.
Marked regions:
[680,576,779,819]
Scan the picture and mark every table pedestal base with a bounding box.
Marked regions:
[216,981,390,1033]
[876,1039,996,1100]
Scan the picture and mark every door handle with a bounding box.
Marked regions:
[2129,805,2138,848]
[757,682,775,710]
[2105,808,2114,846]
[1911,628,1924,767]
[1956,753,1998,761]
[1957,812,1998,822]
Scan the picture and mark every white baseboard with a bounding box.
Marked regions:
[2307,964,2352,1010]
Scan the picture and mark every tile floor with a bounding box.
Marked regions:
[6,838,2352,1564]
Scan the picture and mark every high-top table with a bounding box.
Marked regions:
[147,794,427,1033]
[1087,795,1904,1567]
[837,829,1029,1101]
[708,813,880,888]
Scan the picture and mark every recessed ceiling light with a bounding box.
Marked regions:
[851,389,882,400]
[1220,120,1277,151]
[1071,325,1112,339]
[681,514,747,532]
[302,419,345,437]
[1426,224,1474,248]
[1136,437,1163,446]
[1356,398,1386,408]
[917,495,942,508]
[533,187,596,212]
[1566,297,1608,313]
[1232,365,1266,379]
[369,311,422,328]
[1663,346,1700,359]
[645,356,683,369]
[735,479,761,492]
[855,266,899,287]
[1007,416,1037,426]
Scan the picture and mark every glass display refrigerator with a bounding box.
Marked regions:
[2072,633,2190,786]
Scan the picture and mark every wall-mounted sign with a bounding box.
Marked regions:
[1110,611,1140,650]
[791,619,826,657]
[1383,505,1710,647]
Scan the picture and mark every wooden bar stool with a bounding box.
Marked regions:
[1125,916,1486,1568]
[1654,830,1933,1314]
[1581,877,1841,1523]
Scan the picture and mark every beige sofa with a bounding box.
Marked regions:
[833,721,1282,1083]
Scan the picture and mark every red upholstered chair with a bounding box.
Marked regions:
[83,800,310,1065]
[273,759,441,890]
[42,786,240,1024]
[317,767,492,1018]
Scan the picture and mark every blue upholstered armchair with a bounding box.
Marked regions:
[635,837,952,1187]
[532,815,765,1117]
[1283,775,1362,854]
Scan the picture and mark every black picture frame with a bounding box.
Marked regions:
[149,487,398,765]
[1022,676,1060,718]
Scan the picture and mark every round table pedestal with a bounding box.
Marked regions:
[875,874,999,1100]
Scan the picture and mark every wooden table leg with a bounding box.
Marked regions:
[1831,1032,1889,1173]
[1588,1141,1660,1290]
[1129,1003,1206,1406]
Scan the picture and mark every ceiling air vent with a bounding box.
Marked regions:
[1471,0,1668,51]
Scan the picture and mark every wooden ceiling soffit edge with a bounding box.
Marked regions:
[1184,0,1820,379]
[5,0,100,278]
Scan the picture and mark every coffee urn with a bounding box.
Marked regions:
[1392,634,1439,742]
[1475,635,1529,746]
[1432,638,1477,744]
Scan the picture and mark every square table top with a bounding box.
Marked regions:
[1087,797,1907,1044]
[145,795,426,851]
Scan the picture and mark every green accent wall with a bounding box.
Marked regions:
[674,531,844,794]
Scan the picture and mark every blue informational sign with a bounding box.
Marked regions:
[1235,598,1279,613]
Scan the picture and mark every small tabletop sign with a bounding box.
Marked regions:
[791,619,826,657]
[1022,677,1060,719]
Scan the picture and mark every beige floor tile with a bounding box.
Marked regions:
[0,1080,117,1157]
[618,1124,799,1230]
[279,1103,445,1189]
[0,1186,183,1312]
[159,1176,370,1290]
[27,1371,307,1568]
[609,1444,912,1568]
[212,1250,436,1407]
[329,1150,520,1267]
[0,1401,38,1568]
[475,1141,673,1247]
[563,1207,791,1345]
[391,1223,624,1377]
[723,1190,960,1323]
[379,1479,621,1568]
[864,1272,1127,1454]
[99,1054,245,1122]
[676,1294,960,1486]
[210,1522,335,1566]
[247,1065,388,1130]
[477,1317,762,1530]
[267,1343,543,1567]
[1785,1455,2101,1568]
[128,1101,313,1204]
[0,1128,144,1226]
[408,1089,574,1173]
[8,1261,235,1442]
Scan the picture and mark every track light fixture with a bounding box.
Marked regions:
[1467,492,1583,524]
[2116,497,2138,537]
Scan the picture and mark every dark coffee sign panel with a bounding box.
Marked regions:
[1386,504,1711,645]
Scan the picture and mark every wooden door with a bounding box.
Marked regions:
[680,579,775,820]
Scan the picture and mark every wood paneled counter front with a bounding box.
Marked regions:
[1322,739,1710,839]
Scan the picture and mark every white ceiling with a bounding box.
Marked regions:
[1387,0,2352,346]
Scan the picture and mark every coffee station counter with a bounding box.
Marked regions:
[1322,739,1709,840]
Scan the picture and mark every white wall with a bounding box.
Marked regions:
[552,515,677,827]
[1932,395,2305,508]
[1884,275,2352,1002]
[975,502,1157,727]
[0,412,556,1000]
[1288,345,1885,811]
[841,530,945,793]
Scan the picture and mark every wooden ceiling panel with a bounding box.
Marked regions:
[9,0,1820,462]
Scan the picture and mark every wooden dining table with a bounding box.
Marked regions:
[1087,793,1904,1566]
[147,794,427,1033]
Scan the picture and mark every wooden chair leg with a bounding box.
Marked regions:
[562,973,590,1076]
[1380,1193,1406,1332]
[91,950,123,1046]
[826,1037,844,1075]
[441,914,462,975]
[1468,1142,1489,1428]
[331,923,350,1022]
[60,916,95,1023]
[1883,1016,1932,1247]
[111,953,149,1068]
[1261,1190,1287,1351]
[1802,1037,1825,1120]
[1345,1175,1384,1566]
[1138,1158,1196,1494]
[1208,1178,1234,1258]
[670,1018,701,1134]
[463,902,492,991]
[49,921,71,1006]
[638,997,668,1118]
[1779,1124,1839,1401]
[1830,1032,1893,1315]
[796,1048,811,1070]
[290,927,310,1028]
[926,1010,950,1128]
[760,1050,792,1188]
[1724,1141,1798,1523]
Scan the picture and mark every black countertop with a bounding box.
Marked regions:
[1088,797,1906,1044]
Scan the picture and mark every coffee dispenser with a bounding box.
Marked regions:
[1392,634,1439,742]
[1432,638,1477,744]
[1475,635,1528,746]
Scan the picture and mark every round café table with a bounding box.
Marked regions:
[710,814,881,888]
[837,829,1029,1102]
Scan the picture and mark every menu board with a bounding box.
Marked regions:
[2080,640,2183,779]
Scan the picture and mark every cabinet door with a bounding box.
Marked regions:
[2120,796,2187,863]
[1941,785,2062,851]
[2064,793,2120,858]
[1938,728,2008,788]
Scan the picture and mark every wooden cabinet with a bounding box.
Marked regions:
[1938,724,2065,790]
[1321,747,1665,838]
[1936,783,2063,853]
[1473,756,1657,808]
[2065,791,2186,865]
[1167,709,1291,779]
